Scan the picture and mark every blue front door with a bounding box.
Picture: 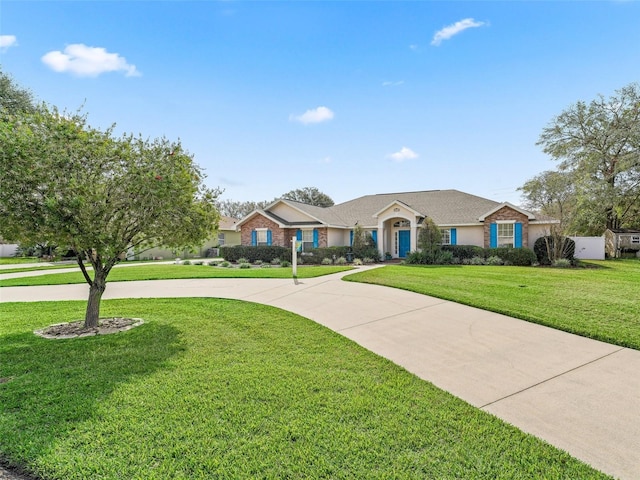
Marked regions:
[398,230,410,258]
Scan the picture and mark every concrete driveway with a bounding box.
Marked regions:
[1,268,638,479]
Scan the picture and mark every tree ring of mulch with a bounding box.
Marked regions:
[34,318,144,339]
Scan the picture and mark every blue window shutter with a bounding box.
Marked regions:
[350,230,354,246]
[251,230,257,246]
[313,229,319,248]
[514,223,523,248]
[490,224,497,248]
[450,228,457,246]
[296,229,302,241]
[371,230,378,247]
[267,230,272,246]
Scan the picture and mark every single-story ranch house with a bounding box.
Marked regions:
[235,189,558,259]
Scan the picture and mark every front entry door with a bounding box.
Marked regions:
[398,230,410,258]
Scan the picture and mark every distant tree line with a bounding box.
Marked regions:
[216,186,334,219]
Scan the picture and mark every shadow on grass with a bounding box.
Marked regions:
[0,319,185,475]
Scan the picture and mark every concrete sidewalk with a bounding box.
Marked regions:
[1,270,638,479]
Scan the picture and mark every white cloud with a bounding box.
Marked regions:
[388,147,418,163]
[431,18,485,46]
[290,106,334,125]
[0,35,18,51]
[41,44,141,77]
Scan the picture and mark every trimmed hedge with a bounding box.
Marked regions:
[488,247,537,266]
[220,245,290,263]
[443,245,485,260]
[422,245,537,266]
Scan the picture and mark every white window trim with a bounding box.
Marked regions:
[440,228,451,246]
[301,229,314,251]
[497,223,515,248]
[256,229,268,245]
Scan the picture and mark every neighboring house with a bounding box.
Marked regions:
[137,216,240,260]
[604,229,640,258]
[235,189,558,259]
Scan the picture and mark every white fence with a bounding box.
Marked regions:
[570,236,605,260]
[0,244,19,257]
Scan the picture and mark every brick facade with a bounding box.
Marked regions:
[240,214,328,248]
[483,207,529,248]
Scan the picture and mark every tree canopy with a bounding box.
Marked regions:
[535,82,640,233]
[1,102,220,327]
[0,69,36,114]
[281,187,335,207]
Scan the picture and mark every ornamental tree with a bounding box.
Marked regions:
[0,105,221,328]
[537,82,640,232]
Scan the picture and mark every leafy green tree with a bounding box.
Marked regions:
[281,187,334,207]
[537,82,640,232]
[418,217,443,264]
[0,105,221,328]
[519,170,576,232]
[0,69,36,114]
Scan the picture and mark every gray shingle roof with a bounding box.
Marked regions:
[320,190,502,227]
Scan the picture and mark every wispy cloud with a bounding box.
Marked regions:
[388,147,418,163]
[431,18,486,46]
[41,44,141,77]
[382,80,404,87]
[290,106,334,125]
[319,156,332,164]
[0,35,18,52]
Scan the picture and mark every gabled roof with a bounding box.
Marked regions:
[373,200,423,219]
[332,190,504,226]
[219,215,239,231]
[236,189,553,229]
[478,202,536,221]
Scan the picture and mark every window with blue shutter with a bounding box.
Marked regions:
[313,229,319,248]
[350,230,354,246]
[490,224,498,248]
[514,223,523,248]
[296,229,302,241]
[266,230,272,246]
[450,228,457,246]
[371,230,378,247]
[251,230,257,246]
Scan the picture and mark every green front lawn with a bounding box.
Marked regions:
[0,257,39,265]
[344,259,640,350]
[0,264,352,287]
[0,299,608,479]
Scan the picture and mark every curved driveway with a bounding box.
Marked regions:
[1,267,638,480]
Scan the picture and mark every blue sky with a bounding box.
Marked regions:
[2,1,639,206]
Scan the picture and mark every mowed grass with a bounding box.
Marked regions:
[344,259,640,350]
[0,264,352,287]
[0,257,39,265]
[0,299,608,479]
[0,264,79,275]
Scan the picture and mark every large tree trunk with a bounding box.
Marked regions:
[84,271,106,328]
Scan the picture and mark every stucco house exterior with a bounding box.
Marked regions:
[235,189,558,259]
[137,215,241,260]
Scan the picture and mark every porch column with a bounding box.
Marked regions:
[412,220,419,253]
[377,224,384,259]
